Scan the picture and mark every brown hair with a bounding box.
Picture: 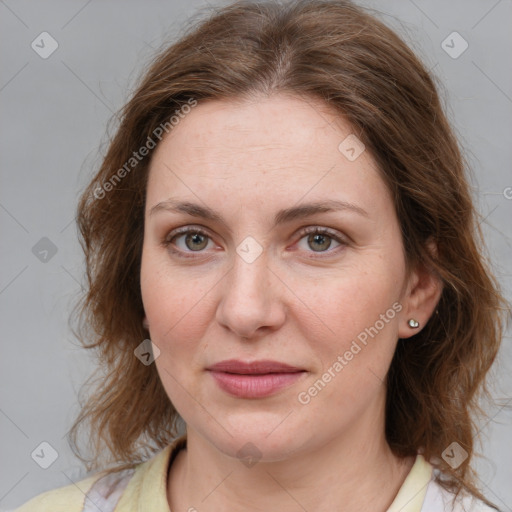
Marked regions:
[69,0,509,506]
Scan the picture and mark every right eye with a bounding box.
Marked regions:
[162,227,216,258]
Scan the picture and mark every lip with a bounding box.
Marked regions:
[206,359,306,398]
[207,359,304,374]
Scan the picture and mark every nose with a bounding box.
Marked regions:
[215,250,286,340]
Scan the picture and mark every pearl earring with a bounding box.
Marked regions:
[408,318,420,328]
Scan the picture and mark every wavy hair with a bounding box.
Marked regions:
[68,0,509,506]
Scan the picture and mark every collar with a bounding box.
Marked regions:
[114,436,432,512]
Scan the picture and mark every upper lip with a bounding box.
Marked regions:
[207,359,304,374]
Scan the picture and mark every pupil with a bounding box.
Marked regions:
[310,233,330,252]
[186,233,207,251]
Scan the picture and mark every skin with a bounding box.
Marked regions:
[140,93,443,512]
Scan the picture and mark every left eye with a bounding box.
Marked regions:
[295,228,345,254]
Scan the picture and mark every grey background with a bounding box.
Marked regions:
[1,0,511,510]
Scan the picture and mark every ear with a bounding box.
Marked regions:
[142,315,150,330]
[398,241,443,339]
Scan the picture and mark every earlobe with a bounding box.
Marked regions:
[398,251,443,339]
[142,316,150,330]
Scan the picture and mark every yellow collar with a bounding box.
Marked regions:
[115,436,432,512]
[386,454,433,512]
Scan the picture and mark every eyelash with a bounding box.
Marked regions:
[161,225,348,259]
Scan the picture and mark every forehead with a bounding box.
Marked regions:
[152,94,355,165]
[146,94,391,218]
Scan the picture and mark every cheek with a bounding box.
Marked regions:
[139,241,226,419]
[296,268,401,398]
[298,266,400,342]
[141,272,211,346]
[295,285,400,422]
[141,243,202,327]
[140,257,212,410]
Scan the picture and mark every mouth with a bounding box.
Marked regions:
[206,359,307,398]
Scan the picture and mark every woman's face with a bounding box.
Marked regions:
[140,93,419,461]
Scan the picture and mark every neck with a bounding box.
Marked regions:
[168,400,414,512]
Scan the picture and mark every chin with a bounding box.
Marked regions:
[195,416,308,462]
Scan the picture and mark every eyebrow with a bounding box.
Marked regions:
[149,198,368,229]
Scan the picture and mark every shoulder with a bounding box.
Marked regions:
[11,472,104,512]
[422,477,499,512]
[11,468,135,512]
[11,436,186,512]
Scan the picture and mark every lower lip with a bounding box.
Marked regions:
[208,371,305,398]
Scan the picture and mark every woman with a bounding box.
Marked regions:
[14,0,508,511]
